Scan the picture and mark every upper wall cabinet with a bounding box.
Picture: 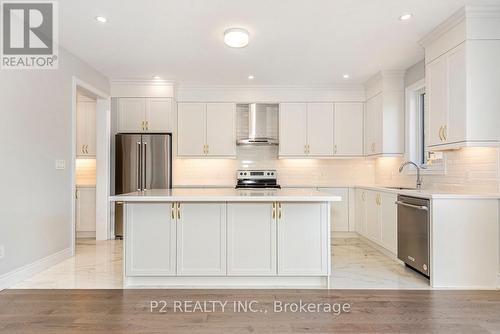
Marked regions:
[421,7,500,150]
[177,102,236,157]
[279,103,334,157]
[364,71,405,157]
[118,98,172,133]
[334,103,364,156]
[76,98,96,157]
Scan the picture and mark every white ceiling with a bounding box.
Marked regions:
[60,0,500,85]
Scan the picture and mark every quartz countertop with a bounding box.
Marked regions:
[110,188,342,202]
[355,185,500,199]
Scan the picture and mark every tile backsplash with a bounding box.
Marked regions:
[375,147,500,192]
[173,146,375,187]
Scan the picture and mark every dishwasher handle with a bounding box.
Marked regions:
[395,200,429,211]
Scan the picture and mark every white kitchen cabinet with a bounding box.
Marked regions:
[279,103,307,156]
[176,203,226,276]
[322,188,349,233]
[379,192,398,254]
[306,103,334,156]
[125,203,176,276]
[118,98,173,133]
[177,103,206,156]
[279,103,334,157]
[278,203,329,276]
[334,103,364,156]
[75,187,96,238]
[364,94,383,155]
[206,103,236,156]
[227,203,276,276]
[365,191,381,243]
[177,102,236,157]
[421,8,500,150]
[76,100,96,157]
[355,188,367,236]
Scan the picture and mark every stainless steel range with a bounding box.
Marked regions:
[236,170,281,189]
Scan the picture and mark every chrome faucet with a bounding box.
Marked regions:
[399,161,426,189]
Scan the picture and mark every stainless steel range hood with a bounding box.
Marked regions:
[237,103,279,145]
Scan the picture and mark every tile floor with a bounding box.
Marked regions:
[12,237,429,289]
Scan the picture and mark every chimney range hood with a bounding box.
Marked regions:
[237,103,279,145]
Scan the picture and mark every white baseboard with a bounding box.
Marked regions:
[0,247,72,290]
[497,273,500,290]
[331,231,358,239]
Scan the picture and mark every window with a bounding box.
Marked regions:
[405,80,445,174]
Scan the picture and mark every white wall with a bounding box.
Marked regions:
[0,48,109,277]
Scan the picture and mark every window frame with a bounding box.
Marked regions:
[405,79,446,175]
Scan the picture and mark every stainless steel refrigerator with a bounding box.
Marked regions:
[114,133,172,238]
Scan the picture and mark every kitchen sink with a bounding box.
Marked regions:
[385,187,418,191]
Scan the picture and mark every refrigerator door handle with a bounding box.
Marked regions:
[136,141,141,191]
[143,141,147,191]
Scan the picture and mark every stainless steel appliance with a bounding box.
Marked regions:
[235,170,280,189]
[396,195,430,278]
[114,133,172,238]
[236,103,279,145]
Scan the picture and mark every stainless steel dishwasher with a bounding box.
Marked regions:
[396,195,430,278]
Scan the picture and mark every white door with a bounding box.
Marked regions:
[380,192,398,254]
[365,191,381,243]
[206,103,236,156]
[85,101,96,156]
[306,103,334,156]
[278,203,328,276]
[323,188,349,233]
[118,98,146,132]
[447,44,467,144]
[125,203,176,276]
[334,103,364,156]
[355,189,367,236]
[146,98,172,132]
[176,203,226,276]
[177,103,206,156]
[75,187,96,234]
[227,203,276,276]
[426,55,448,147]
[279,103,307,156]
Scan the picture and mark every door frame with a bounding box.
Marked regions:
[71,77,111,255]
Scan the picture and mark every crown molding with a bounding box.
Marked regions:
[176,84,365,91]
[110,78,176,86]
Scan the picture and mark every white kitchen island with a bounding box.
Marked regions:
[111,188,341,288]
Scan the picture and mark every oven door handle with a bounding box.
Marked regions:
[395,201,429,211]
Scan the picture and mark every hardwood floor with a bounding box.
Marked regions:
[1,289,499,333]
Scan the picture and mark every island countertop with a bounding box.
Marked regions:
[110,188,342,202]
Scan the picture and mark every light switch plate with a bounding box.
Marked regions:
[55,159,66,170]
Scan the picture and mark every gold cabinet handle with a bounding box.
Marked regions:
[334,144,338,155]
[141,121,144,131]
[171,203,176,220]
[272,202,276,219]
[362,191,366,201]
[206,144,209,154]
[146,121,149,131]
[85,145,89,154]
[439,126,443,141]
[81,145,84,154]
[278,203,282,220]
[304,144,307,154]
[177,203,181,220]
[443,125,447,141]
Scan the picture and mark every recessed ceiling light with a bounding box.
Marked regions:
[152,75,161,79]
[224,28,249,48]
[343,74,350,79]
[95,16,107,23]
[399,13,413,21]
[248,75,254,80]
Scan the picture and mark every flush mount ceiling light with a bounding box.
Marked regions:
[152,75,161,79]
[343,74,350,79]
[248,75,255,80]
[95,16,108,23]
[399,13,413,21]
[224,28,249,48]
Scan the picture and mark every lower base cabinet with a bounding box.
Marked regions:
[125,201,330,280]
[176,203,226,276]
[278,203,329,276]
[75,186,96,238]
[355,189,398,255]
[227,203,276,276]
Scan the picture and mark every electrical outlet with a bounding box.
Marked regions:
[0,245,5,259]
